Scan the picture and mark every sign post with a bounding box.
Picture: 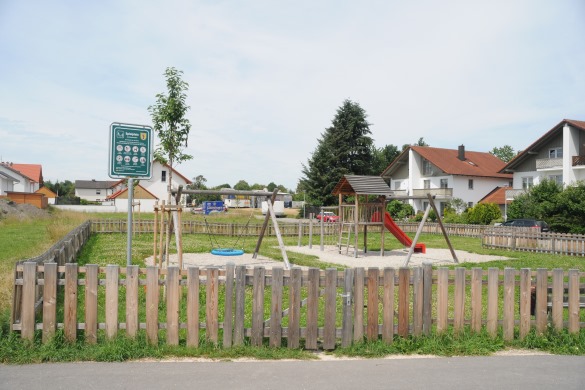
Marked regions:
[109,123,153,266]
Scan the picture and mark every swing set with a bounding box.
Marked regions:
[161,187,292,269]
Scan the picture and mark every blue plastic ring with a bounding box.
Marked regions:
[211,248,244,256]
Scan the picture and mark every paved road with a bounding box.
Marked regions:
[1,355,584,390]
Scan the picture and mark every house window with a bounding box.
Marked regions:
[549,147,563,159]
[549,175,563,186]
[394,181,401,190]
[161,170,167,182]
[422,201,429,211]
[423,180,430,189]
[468,179,474,190]
[522,176,533,190]
[96,189,101,195]
[423,159,433,176]
[467,202,473,208]
[440,179,448,189]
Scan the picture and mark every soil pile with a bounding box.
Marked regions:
[0,199,50,220]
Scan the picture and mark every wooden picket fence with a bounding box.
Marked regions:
[482,228,585,256]
[12,263,584,347]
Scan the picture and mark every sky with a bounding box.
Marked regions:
[1,0,584,191]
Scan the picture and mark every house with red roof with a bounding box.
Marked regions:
[74,161,192,212]
[381,145,512,214]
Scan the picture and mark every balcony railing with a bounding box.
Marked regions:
[412,188,453,197]
[573,156,585,167]
[505,189,526,200]
[536,158,562,170]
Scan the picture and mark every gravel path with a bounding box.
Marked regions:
[145,245,509,269]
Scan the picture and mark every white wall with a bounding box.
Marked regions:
[138,162,190,205]
[452,176,510,207]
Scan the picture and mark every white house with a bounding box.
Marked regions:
[0,162,42,195]
[381,145,512,214]
[499,119,585,212]
[102,161,192,212]
[75,180,120,202]
[501,119,585,189]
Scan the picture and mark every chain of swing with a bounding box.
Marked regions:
[202,211,255,251]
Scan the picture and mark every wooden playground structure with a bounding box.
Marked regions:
[332,175,458,266]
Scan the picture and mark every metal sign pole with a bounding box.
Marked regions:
[127,178,134,266]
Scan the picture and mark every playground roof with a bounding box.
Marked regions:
[331,175,393,196]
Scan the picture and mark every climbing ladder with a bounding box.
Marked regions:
[338,207,357,256]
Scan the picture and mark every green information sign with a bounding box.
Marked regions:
[109,123,153,179]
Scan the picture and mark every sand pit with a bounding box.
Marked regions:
[145,245,509,270]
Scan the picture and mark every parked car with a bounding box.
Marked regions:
[499,219,550,232]
[316,211,340,223]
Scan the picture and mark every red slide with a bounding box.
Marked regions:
[372,211,426,253]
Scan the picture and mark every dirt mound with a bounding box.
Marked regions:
[0,199,50,220]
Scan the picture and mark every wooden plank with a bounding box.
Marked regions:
[453,268,465,334]
[353,267,365,342]
[398,267,409,338]
[105,265,119,340]
[64,263,78,342]
[251,267,266,347]
[367,268,379,341]
[84,264,98,344]
[42,262,58,343]
[436,268,449,333]
[288,267,302,349]
[233,266,246,346]
[382,267,395,343]
[223,263,235,348]
[324,268,337,350]
[146,267,159,345]
[269,267,283,348]
[206,267,219,343]
[166,266,180,345]
[519,268,531,339]
[422,263,432,335]
[412,267,423,336]
[305,268,319,349]
[125,265,139,338]
[568,269,580,334]
[503,268,515,341]
[471,268,482,333]
[187,267,200,347]
[21,262,37,341]
[551,268,564,331]
[486,268,499,337]
[341,268,354,347]
[535,268,548,334]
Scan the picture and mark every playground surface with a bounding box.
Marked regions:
[145,245,509,269]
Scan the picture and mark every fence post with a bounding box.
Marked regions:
[519,268,531,339]
[146,266,160,345]
[471,268,483,333]
[42,262,58,343]
[251,266,266,347]
[21,262,37,341]
[223,263,235,348]
[535,268,548,334]
[126,265,139,338]
[233,266,246,346]
[288,267,302,349]
[422,263,432,335]
[166,266,180,346]
[305,268,319,349]
[269,267,283,348]
[398,267,410,337]
[84,264,98,344]
[353,267,365,342]
[206,267,219,343]
[341,268,354,347]
[453,268,465,334]
[367,268,379,341]
[105,265,119,340]
[568,269,580,334]
[186,266,200,347]
[486,268,499,338]
[64,263,78,342]
[503,268,515,341]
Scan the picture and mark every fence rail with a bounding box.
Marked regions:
[12,263,584,347]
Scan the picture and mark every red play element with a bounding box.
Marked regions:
[372,211,426,254]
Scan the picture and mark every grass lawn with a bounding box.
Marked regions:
[1,209,584,363]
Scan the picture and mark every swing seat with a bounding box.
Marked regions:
[211,248,244,256]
